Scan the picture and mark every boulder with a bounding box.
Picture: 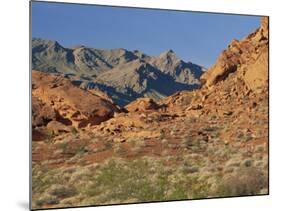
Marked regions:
[46,120,71,135]
[32,96,56,128]
[125,98,159,112]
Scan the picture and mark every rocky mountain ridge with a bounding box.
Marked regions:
[32,38,204,106]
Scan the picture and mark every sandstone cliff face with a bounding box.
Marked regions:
[32,70,120,128]
[201,17,268,92]
[162,17,269,126]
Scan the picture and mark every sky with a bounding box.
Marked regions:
[31,1,261,68]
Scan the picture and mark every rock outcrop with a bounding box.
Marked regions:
[32,70,120,128]
[201,17,269,92]
[125,97,160,112]
[32,95,56,128]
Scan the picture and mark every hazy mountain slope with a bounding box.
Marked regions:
[32,38,76,73]
[150,49,205,84]
[92,59,199,105]
[32,38,139,75]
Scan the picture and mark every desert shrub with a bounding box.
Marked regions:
[242,159,253,167]
[203,126,220,132]
[223,167,234,174]
[186,117,197,123]
[40,128,55,141]
[225,158,241,168]
[32,156,217,207]
[35,194,59,207]
[69,167,92,183]
[81,158,213,203]
[57,140,88,156]
[180,136,201,150]
[209,115,217,120]
[130,138,146,148]
[32,166,62,194]
[212,131,221,139]
[255,145,265,153]
[168,185,187,200]
[57,142,69,153]
[104,141,113,150]
[70,127,78,135]
[60,197,79,207]
[159,129,165,139]
[236,131,244,139]
[76,145,88,156]
[215,167,268,197]
[244,135,253,142]
[47,184,77,198]
[83,159,167,202]
[113,144,128,156]
[254,160,265,167]
[168,173,211,199]
[181,166,199,174]
[161,138,169,145]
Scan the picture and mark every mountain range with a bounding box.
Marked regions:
[32,38,204,106]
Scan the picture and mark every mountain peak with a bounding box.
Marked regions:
[160,49,175,56]
[166,49,175,54]
[71,45,86,49]
[32,37,60,46]
[158,49,178,62]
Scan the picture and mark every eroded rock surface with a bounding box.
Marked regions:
[201,17,268,92]
[32,70,120,128]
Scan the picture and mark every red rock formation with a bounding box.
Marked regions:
[32,96,56,128]
[201,17,269,92]
[32,70,120,128]
[125,97,159,112]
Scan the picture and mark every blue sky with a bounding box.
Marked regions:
[32,1,261,68]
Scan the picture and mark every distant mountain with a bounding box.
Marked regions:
[149,49,204,84]
[32,38,138,75]
[32,38,204,106]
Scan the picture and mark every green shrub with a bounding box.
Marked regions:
[47,184,77,198]
[215,167,268,197]
[35,194,59,207]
